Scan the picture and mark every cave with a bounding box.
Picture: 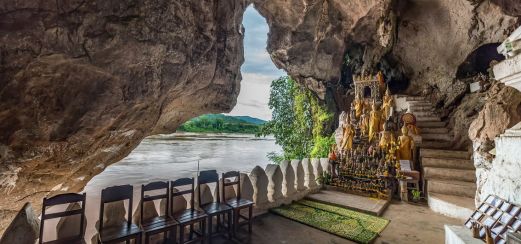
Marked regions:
[456,43,505,79]
[1,0,521,243]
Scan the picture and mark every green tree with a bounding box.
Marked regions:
[259,76,334,163]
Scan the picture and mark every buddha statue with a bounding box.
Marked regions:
[359,107,370,136]
[398,125,415,161]
[340,114,355,152]
[353,93,364,119]
[368,100,382,142]
[378,126,396,150]
[381,87,394,121]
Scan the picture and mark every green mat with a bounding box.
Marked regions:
[270,199,389,244]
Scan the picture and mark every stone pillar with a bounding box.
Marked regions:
[302,158,318,191]
[249,166,269,209]
[280,160,296,202]
[319,158,331,176]
[312,158,324,187]
[265,164,283,206]
[240,173,254,201]
[291,159,306,192]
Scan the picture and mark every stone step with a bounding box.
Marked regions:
[405,97,426,102]
[421,133,453,141]
[428,192,475,220]
[410,107,435,113]
[416,116,442,122]
[417,121,446,128]
[422,157,474,170]
[421,140,452,149]
[428,180,476,198]
[420,149,471,159]
[424,167,476,182]
[408,101,433,106]
[420,127,449,134]
[410,111,436,117]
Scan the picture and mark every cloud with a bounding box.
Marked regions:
[227,6,287,120]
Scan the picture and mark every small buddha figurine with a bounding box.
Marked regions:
[368,100,382,142]
[406,123,420,135]
[398,125,415,161]
[340,114,355,152]
[353,93,364,119]
[381,87,394,120]
[359,107,370,136]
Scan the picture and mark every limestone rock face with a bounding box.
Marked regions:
[469,82,521,204]
[0,0,247,233]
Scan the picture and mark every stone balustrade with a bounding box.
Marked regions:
[1,158,330,244]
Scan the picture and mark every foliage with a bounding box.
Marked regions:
[259,76,335,162]
[179,114,264,134]
[317,172,332,185]
[411,189,422,201]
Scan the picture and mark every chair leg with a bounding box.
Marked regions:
[180,225,185,244]
[189,224,194,240]
[248,206,253,233]
[201,219,206,244]
[145,233,149,244]
[227,211,232,240]
[208,216,213,244]
[233,209,239,237]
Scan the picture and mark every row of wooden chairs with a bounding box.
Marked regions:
[39,170,254,244]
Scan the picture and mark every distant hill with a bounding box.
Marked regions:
[178,114,266,134]
[233,116,266,125]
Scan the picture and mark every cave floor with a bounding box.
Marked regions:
[212,200,462,244]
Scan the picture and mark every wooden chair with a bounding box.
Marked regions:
[198,170,233,243]
[140,181,178,244]
[39,193,87,244]
[221,171,254,237]
[98,185,142,244]
[170,178,207,244]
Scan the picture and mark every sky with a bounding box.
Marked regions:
[226,5,285,121]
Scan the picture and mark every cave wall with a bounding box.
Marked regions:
[0,0,247,233]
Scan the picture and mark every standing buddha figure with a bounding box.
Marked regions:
[340,114,355,152]
[381,87,394,121]
[368,100,382,142]
[398,125,415,161]
[378,126,396,150]
[353,93,364,119]
[359,107,370,136]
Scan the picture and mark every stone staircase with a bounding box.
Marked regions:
[405,96,476,220]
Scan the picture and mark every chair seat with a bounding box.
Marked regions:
[99,223,141,243]
[201,202,232,215]
[44,237,86,244]
[226,198,254,209]
[172,209,207,224]
[142,216,178,232]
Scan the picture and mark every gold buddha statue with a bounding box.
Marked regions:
[378,127,396,150]
[368,100,382,142]
[398,125,415,161]
[359,107,370,136]
[340,114,355,151]
[381,87,394,121]
[353,93,364,119]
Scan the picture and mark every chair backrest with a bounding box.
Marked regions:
[171,178,195,212]
[141,181,169,223]
[39,193,86,244]
[222,171,241,201]
[198,170,219,206]
[99,185,134,231]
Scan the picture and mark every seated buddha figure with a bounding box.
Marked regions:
[398,125,415,161]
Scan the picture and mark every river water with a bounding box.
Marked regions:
[70,132,281,242]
